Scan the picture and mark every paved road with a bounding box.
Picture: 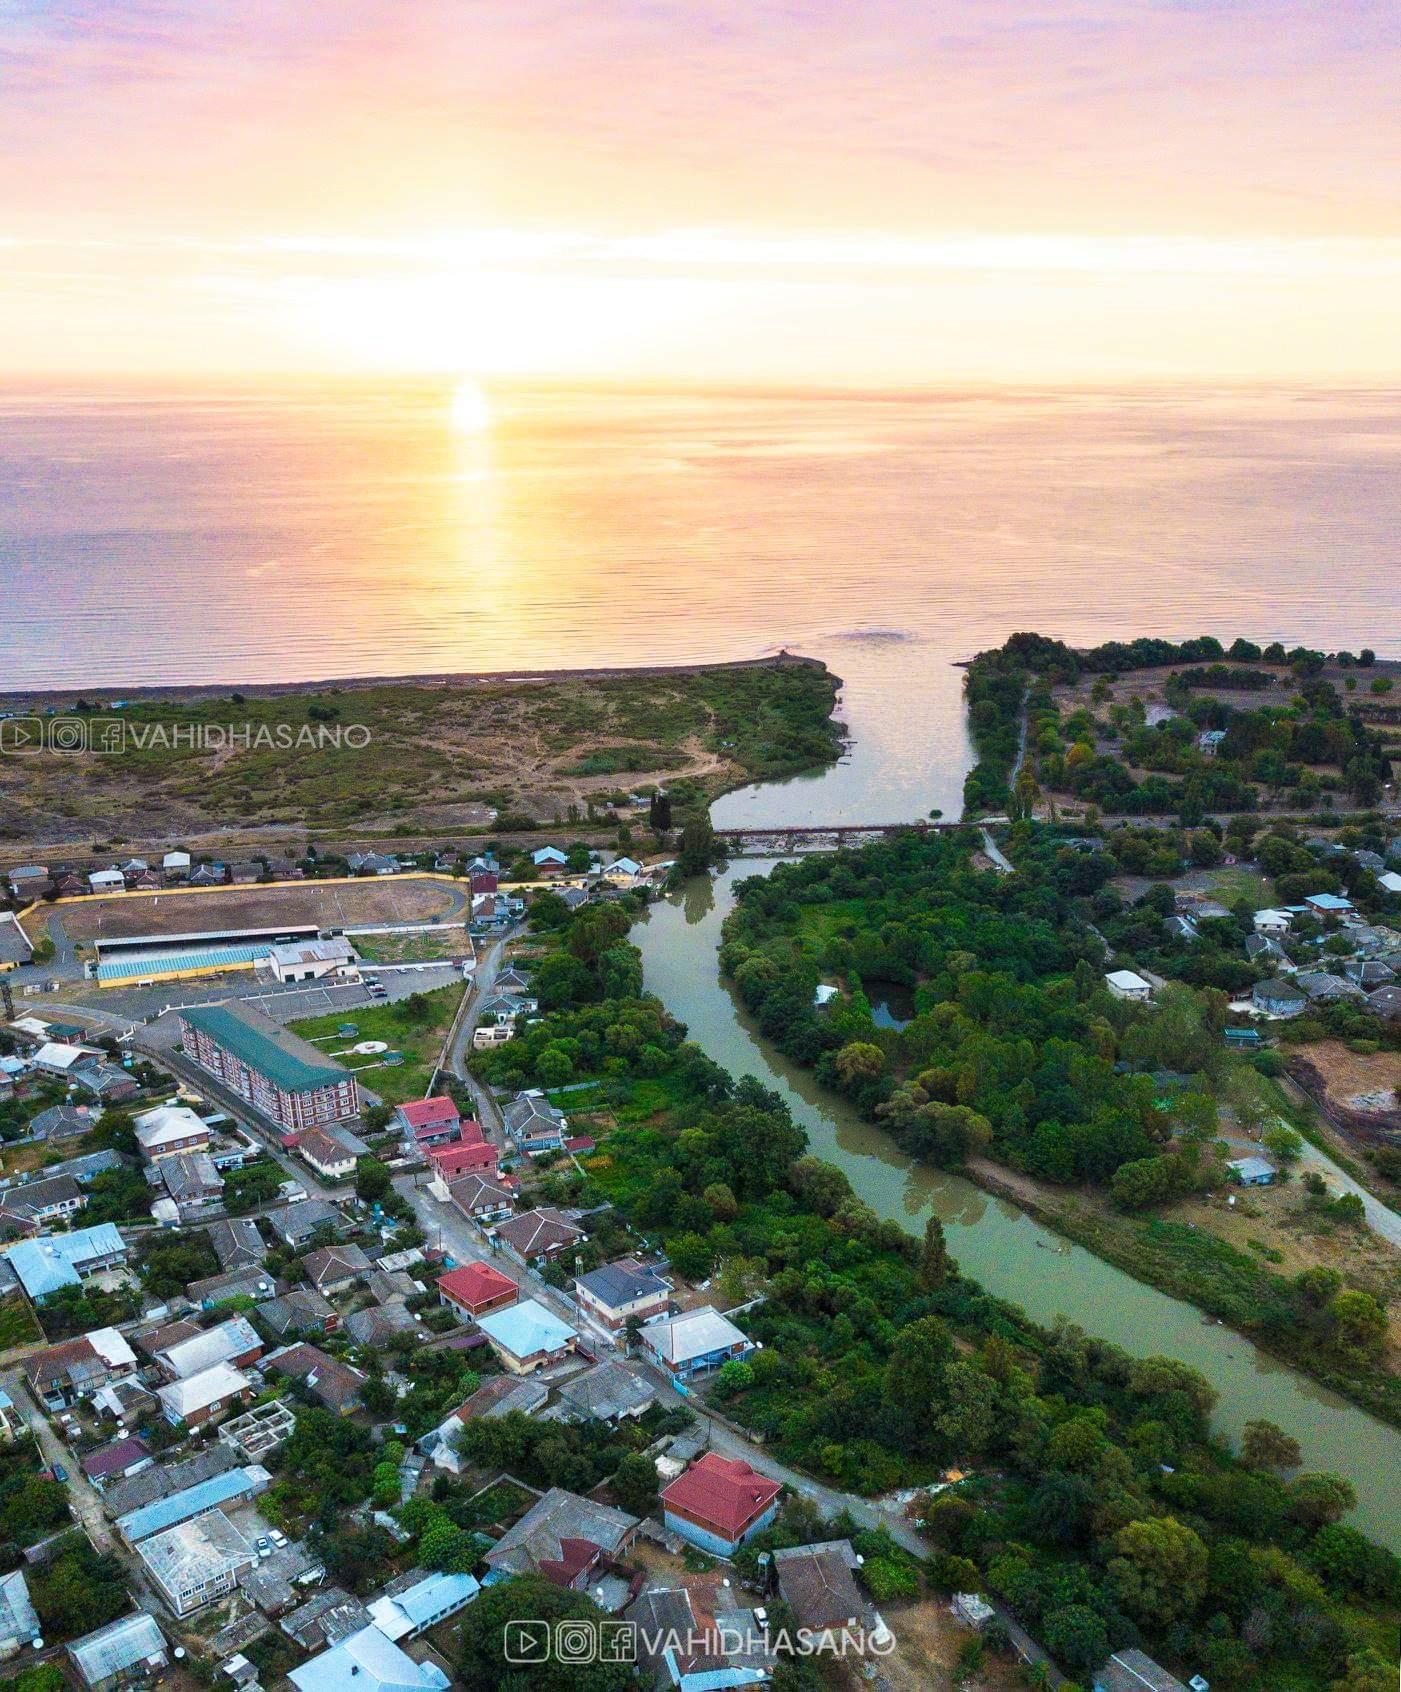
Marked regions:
[1293,1136,1401,1249]
[1,1370,114,1551]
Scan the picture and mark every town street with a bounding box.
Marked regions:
[0,1370,114,1551]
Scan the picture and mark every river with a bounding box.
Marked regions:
[636,860,1401,1551]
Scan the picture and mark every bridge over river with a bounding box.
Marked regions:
[715,818,998,856]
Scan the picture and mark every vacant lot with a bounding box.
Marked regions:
[0,656,840,847]
[1295,1039,1401,1113]
[29,875,461,947]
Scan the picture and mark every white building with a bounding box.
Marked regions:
[1105,969,1153,1003]
[88,868,125,894]
[134,1103,212,1163]
[1253,909,1293,934]
[268,938,359,984]
[156,1362,250,1427]
[139,1510,256,1615]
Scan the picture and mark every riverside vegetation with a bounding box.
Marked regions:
[469,890,1401,1692]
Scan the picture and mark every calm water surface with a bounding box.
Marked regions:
[637,863,1401,1550]
[2,382,1397,822]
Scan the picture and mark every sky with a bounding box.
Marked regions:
[3,0,1399,383]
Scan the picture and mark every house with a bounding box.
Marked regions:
[1252,978,1307,1018]
[268,938,358,983]
[494,966,533,995]
[0,1172,87,1228]
[1092,1648,1195,1692]
[81,1436,154,1490]
[1305,892,1354,917]
[301,1241,372,1295]
[260,1286,336,1337]
[161,1150,224,1208]
[1253,908,1293,934]
[114,1461,270,1544]
[207,1217,267,1271]
[574,1259,671,1332]
[88,868,125,894]
[140,1509,257,1615]
[346,851,400,876]
[228,862,261,886]
[1105,968,1153,1003]
[134,1102,211,1162]
[68,1612,169,1691]
[188,1266,279,1308]
[28,1102,99,1141]
[32,1038,104,1077]
[437,1261,518,1318]
[502,1089,567,1153]
[627,1582,777,1689]
[661,1454,782,1556]
[188,863,225,887]
[156,1361,252,1426]
[1196,728,1226,755]
[603,855,643,881]
[476,1298,579,1373]
[265,1343,365,1414]
[476,993,536,1025]
[156,1315,264,1380]
[1227,1155,1278,1186]
[1367,985,1401,1021]
[54,872,84,898]
[394,1095,462,1148]
[24,1335,122,1410]
[1380,871,1401,895]
[7,1222,127,1300]
[445,1171,514,1223]
[0,1569,40,1659]
[1344,958,1397,989]
[555,1360,658,1424]
[179,1001,360,1131]
[772,1539,888,1646]
[265,1198,341,1249]
[484,1487,640,1587]
[1244,932,1290,965]
[280,1586,372,1653]
[6,864,49,898]
[289,1624,450,1692]
[162,850,192,877]
[472,1024,514,1051]
[1296,970,1365,1002]
[492,1206,584,1265]
[368,1572,480,1643]
[344,1302,423,1347]
[71,1061,139,1105]
[531,847,569,874]
[297,1126,358,1181]
[638,1306,754,1378]
[429,1132,500,1183]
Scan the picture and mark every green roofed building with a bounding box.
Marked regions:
[178,1002,360,1132]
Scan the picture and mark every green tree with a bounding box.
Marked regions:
[1107,1516,1208,1625]
[1241,1418,1302,1472]
[458,1576,635,1691]
[611,1453,659,1518]
[356,1157,392,1203]
[1042,1603,1108,1671]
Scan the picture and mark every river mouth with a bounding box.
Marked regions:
[636,859,1401,1552]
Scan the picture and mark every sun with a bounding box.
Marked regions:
[450,378,491,433]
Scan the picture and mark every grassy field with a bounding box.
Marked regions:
[1,655,841,846]
[287,984,465,1107]
[0,1294,42,1350]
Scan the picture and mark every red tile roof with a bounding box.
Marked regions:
[661,1454,782,1540]
[398,1096,461,1130]
[430,1140,498,1178]
[437,1261,518,1308]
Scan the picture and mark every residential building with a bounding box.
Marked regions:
[260,1287,337,1337]
[301,1241,371,1295]
[140,1509,257,1615]
[1253,909,1293,934]
[1252,978,1307,1018]
[531,846,568,874]
[32,1038,104,1076]
[156,1315,263,1380]
[24,1329,135,1410]
[0,1172,87,1228]
[133,1103,211,1162]
[156,1361,252,1427]
[88,868,125,894]
[444,1170,513,1222]
[502,1090,567,1153]
[638,1306,755,1378]
[268,938,358,983]
[393,1095,462,1148]
[772,1539,888,1644]
[627,1583,777,1690]
[162,851,192,877]
[265,1198,341,1249]
[289,1624,450,1692]
[0,1570,39,1658]
[436,1261,518,1318]
[346,851,400,876]
[1297,969,1364,1002]
[476,1298,579,1373]
[296,1126,357,1181]
[188,1266,278,1308]
[555,1360,658,1424]
[115,1463,270,1544]
[484,1487,640,1587]
[344,1303,423,1347]
[6,864,49,898]
[28,1103,99,1142]
[264,1343,365,1414]
[574,1259,671,1332]
[1105,968,1153,1002]
[1092,1648,1194,1692]
[367,1571,480,1642]
[1228,1155,1278,1186]
[161,1150,224,1208]
[68,1612,168,1691]
[428,1131,498,1181]
[661,1454,782,1556]
[1343,957,1396,989]
[1305,892,1353,917]
[280,1586,372,1652]
[81,1436,154,1490]
[179,1001,360,1130]
[206,1217,267,1271]
[492,1205,584,1265]
[1368,985,1401,1021]
[7,1223,127,1300]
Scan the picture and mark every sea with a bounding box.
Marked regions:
[2,382,1397,823]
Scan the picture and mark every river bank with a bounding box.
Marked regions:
[635,860,1401,1553]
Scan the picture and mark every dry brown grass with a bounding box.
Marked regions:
[1299,1040,1401,1111]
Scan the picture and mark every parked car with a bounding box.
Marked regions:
[51,1463,68,1483]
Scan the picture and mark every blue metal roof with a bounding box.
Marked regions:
[116,1466,262,1542]
[7,1223,125,1298]
[396,1571,480,1627]
[97,942,272,982]
[477,1298,577,1358]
